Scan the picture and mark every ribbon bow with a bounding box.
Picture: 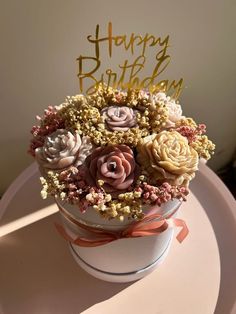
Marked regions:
[55,203,189,247]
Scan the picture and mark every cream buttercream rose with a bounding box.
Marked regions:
[85,145,137,192]
[153,92,183,127]
[101,106,137,131]
[165,100,182,125]
[35,129,93,170]
[137,130,198,186]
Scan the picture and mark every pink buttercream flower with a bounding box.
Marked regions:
[35,129,93,171]
[101,106,137,131]
[85,145,138,192]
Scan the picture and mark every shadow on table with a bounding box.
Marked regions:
[0,172,55,225]
[191,171,236,314]
[0,213,133,314]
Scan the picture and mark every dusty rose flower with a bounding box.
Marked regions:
[137,130,199,186]
[35,129,93,170]
[85,145,137,192]
[101,106,137,131]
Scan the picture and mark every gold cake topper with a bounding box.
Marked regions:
[77,22,183,98]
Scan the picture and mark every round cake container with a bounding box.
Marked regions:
[57,199,182,283]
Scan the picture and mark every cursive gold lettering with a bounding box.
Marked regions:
[77,23,183,98]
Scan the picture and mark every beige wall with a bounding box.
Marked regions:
[1,0,236,195]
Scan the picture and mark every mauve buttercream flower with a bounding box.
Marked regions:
[85,145,137,192]
[101,106,137,131]
[35,129,93,170]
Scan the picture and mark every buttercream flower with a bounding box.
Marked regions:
[85,145,137,192]
[165,100,182,125]
[35,129,93,170]
[101,106,137,131]
[153,92,183,127]
[137,130,198,186]
[152,92,169,104]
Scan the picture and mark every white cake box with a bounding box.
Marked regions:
[56,198,182,283]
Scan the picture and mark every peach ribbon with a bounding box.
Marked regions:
[55,204,189,247]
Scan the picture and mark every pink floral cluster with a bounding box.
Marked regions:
[55,163,189,209]
[176,123,206,143]
[134,182,189,206]
[57,165,189,213]
[58,166,106,212]
[58,167,88,202]
[29,106,65,156]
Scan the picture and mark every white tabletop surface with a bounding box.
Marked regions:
[0,162,235,314]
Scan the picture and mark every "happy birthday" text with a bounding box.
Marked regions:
[77,23,183,97]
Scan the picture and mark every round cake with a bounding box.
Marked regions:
[29,84,215,282]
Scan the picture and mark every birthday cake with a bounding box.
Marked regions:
[28,24,215,282]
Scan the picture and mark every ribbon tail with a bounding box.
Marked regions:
[173,218,189,243]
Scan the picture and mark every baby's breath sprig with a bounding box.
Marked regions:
[40,171,65,199]
[175,117,215,160]
[191,136,215,160]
